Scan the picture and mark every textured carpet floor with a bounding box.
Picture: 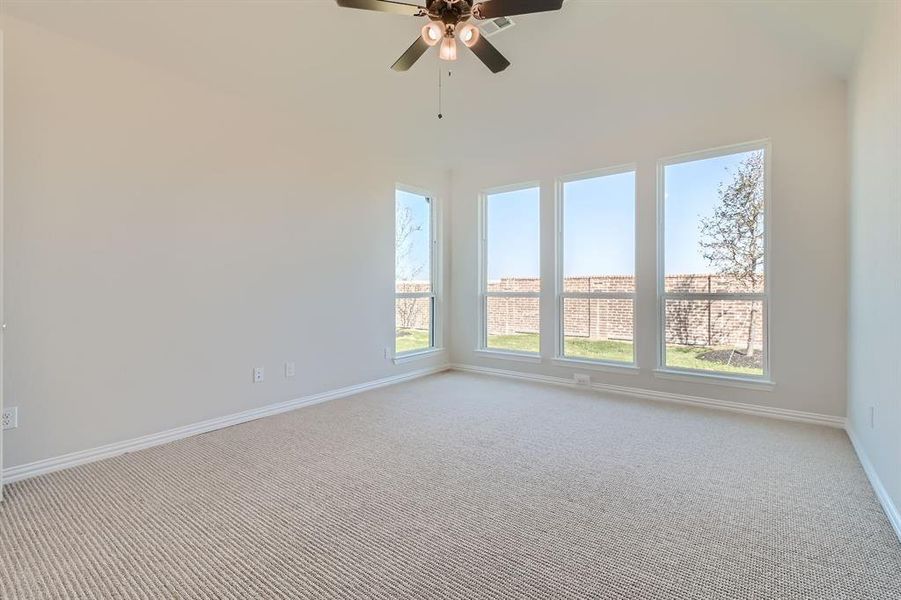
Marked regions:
[0,372,899,599]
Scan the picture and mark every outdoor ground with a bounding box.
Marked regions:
[396,329,763,376]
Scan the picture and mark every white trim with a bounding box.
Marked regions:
[551,357,640,375]
[845,426,901,542]
[0,31,4,501]
[478,182,542,352]
[656,139,773,383]
[557,162,637,185]
[392,347,445,364]
[559,292,634,300]
[395,185,441,351]
[483,291,541,298]
[449,363,844,428]
[554,166,638,368]
[654,368,775,391]
[2,365,449,484]
[473,349,542,364]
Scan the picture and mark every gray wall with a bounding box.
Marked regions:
[1,16,450,468]
[847,0,901,528]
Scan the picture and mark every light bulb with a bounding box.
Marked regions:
[458,23,480,48]
[439,35,458,61]
[421,21,443,46]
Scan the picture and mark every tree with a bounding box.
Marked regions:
[698,151,764,356]
[395,205,425,330]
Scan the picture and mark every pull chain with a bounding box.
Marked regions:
[437,63,452,120]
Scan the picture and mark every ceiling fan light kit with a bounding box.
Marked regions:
[336,0,564,73]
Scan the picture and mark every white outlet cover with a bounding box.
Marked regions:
[285,361,296,378]
[574,374,591,386]
[253,367,264,383]
[2,407,18,430]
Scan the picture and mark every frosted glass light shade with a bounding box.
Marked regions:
[458,23,480,48]
[421,21,443,46]
[439,36,458,61]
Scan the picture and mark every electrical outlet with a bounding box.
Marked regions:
[253,367,264,383]
[2,407,18,430]
[573,373,591,387]
[285,361,296,378]
[384,347,391,360]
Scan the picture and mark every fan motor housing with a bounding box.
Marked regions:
[428,0,472,27]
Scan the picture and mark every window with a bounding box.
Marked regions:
[557,167,636,365]
[659,142,769,379]
[480,185,541,355]
[395,187,436,355]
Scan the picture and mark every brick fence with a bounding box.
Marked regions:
[397,275,763,350]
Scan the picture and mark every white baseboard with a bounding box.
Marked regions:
[845,426,901,542]
[3,365,449,484]
[450,363,846,429]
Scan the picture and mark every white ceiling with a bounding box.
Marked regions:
[1,0,878,163]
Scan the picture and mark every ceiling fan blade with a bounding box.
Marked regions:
[472,0,563,19]
[391,37,431,71]
[336,0,426,17]
[467,35,510,73]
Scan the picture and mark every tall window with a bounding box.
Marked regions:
[660,143,769,378]
[395,188,435,355]
[558,168,636,365]
[481,185,541,355]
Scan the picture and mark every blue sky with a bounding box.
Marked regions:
[486,187,541,279]
[395,189,431,282]
[563,171,635,277]
[398,150,757,283]
[665,150,759,275]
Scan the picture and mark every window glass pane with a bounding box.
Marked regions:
[395,297,432,354]
[486,187,541,289]
[396,190,431,293]
[664,299,763,376]
[486,296,539,353]
[563,171,635,293]
[664,150,765,293]
[562,297,634,363]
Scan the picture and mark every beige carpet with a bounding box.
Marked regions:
[0,372,898,599]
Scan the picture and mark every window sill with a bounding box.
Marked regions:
[473,349,542,364]
[551,357,640,375]
[393,348,445,365]
[653,368,775,391]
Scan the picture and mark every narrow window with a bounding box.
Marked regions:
[558,168,636,364]
[481,185,541,355]
[660,144,769,378]
[395,188,435,355]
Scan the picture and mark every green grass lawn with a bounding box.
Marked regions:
[398,329,762,376]
[664,344,762,376]
[395,328,431,354]
[485,332,762,375]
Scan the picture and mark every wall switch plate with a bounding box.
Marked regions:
[574,374,591,387]
[2,407,18,430]
[285,361,296,378]
[253,367,265,383]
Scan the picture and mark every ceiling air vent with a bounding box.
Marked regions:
[477,16,516,37]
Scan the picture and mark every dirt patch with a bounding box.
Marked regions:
[697,349,763,369]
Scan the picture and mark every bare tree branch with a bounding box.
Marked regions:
[698,151,764,356]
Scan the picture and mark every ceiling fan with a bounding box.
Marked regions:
[336,0,564,73]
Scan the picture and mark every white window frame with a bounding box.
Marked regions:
[394,183,441,362]
[553,164,639,372]
[655,140,773,388]
[477,181,542,361]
